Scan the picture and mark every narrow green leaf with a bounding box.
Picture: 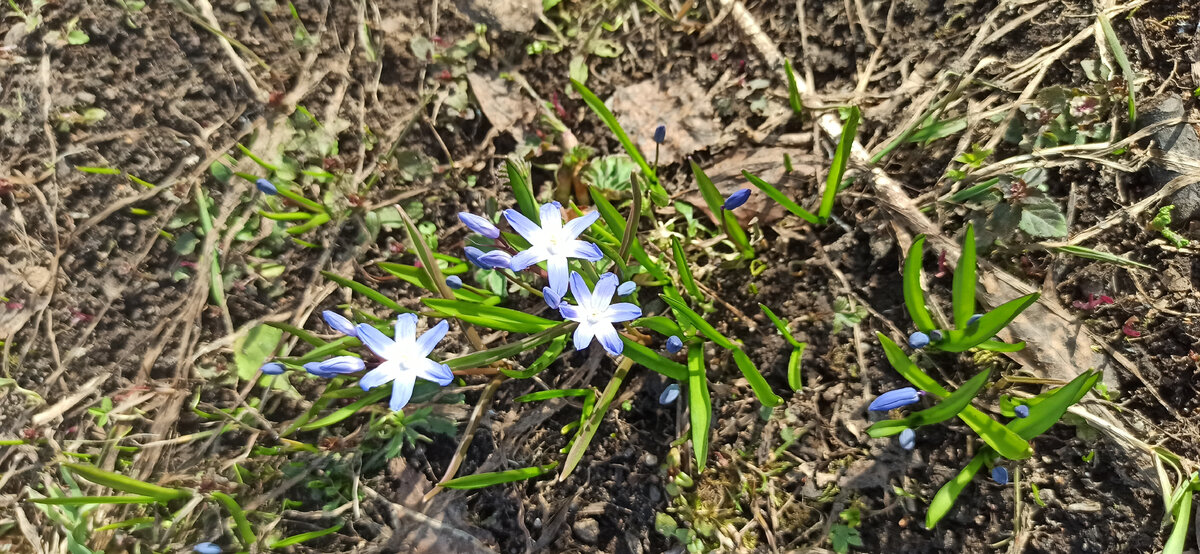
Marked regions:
[62,463,190,502]
[820,106,859,222]
[235,324,283,381]
[443,461,559,490]
[903,236,937,332]
[210,491,255,548]
[742,170,819,225]
[868,369,991,438]
[321,271,408,314]
[517,389,591,402]
[560,360,631,481]
[661,295,734,349]
[621,338,687,380]
[590,188,667,281]
[926,451,988,528]
[444,323,574,370]
[423,298,556,334]
[948,177,1000,203]
[686,341,712,467]
[976,339,1026,353]
[269,522,345,548]
[1098,14,1137,124]
[1163,488,1193,554]
[29,495,159,505]
[298,387,391,431]
[731,348,782,407]
[376,262,498,305]
[952,224,977,329]
[671,238,704,303]
[759,304,802,347]
[570,79,662,195]
[506,157,539,222]
[501,334,568,378]
[691,161,727,222]
[783,59,804,116]
[632,316,683,338]
[722,209,753,257]
[75,166,120,175]
[787,346,805,392]
[939,293,1040,352]
[396,206,457,302]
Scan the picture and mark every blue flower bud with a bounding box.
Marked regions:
[322,310,358,337]
[304,361,330,377]
[458,212,501,239]
[929,329,944,342]
[1014,405,1030,418]
[868,387,921,411]
[665,335,684,354]
[898,428,916,450]
[477,249,512,270]
[617,281,637,296]
[194,542,222,554]
[260,362,285,375]
[464,246,488,268]
[543,286,561,310]
[991,466,1009,485]
[319,356,365,375]
[968,314,983,326]
[445,275,463,289]
[908,331,930,349]
[722,188,751,211]
[659,383,680,405]
[653,124,666,144]
[255,178,278,196]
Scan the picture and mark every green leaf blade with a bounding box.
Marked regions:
[820,106,860,222]
[742,170,819,224]
[686,341,712,467]
[903,236,937,333]
[951,224,977,329]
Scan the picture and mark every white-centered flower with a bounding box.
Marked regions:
[356,314,454,411]
[505,203,604,296]
[558,272,642,355]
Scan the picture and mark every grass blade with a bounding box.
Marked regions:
[671,237,704,303]
[1098,14,1137,124]
[1049,245,1152,270]
[939,293,1040,352]
[1164,485,1195,554]
[501,334,568,379]
[269,522,345,549]
[686,340,712,467]
[759,304,802,348]
[517,389,592,402]
[423,298,557,334]
[210,491,256,548]
[621,337,687,380]
[691,160,727,220]
[1005,370,1099,440]
[926,451,988,528]
[731,348,782,407]
[742,170,819,225]
[903,236,937,332]
[560,358,633,481]
[444,323,574,370]
[298,387,391,431]
[951,224,977,329]
[62,463,190,502]
[377,262,498,305]
[819,106,860,222]
[443,461,559,490]
[506,157,539,222]
[786,346,805,392]
[868,369,990,437]
[632,316,683,338]
[722,210,753,258]
[570,79,667,207]
[321,271,408,314]
[661,295,734,350]
[783,59,804,116]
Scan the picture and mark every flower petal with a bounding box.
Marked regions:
[591,273,619,307]
[394,313,418,343]
[572,321,595,351]
[543,286,561,310]
[388,372,417,411]
[509,248,547,271]
[547,256,569,297]
[359,361,400,391]
[565,240,604,262]
[603,302,642,323]
[594,323,624,355]
[539,203,562,233]
[558,303,581,321]
[503,209,542,242]
[356,324,395,358]
[568,271,591,307]
[415,320,449,357]
[458,212,500,239]
[562,210,600,238]
[414,358,454,386]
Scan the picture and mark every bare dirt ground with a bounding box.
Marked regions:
[2,0,1199,552]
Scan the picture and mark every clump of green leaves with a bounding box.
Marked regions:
[960,167,1067,245]
[1151,205,1190,247]
[1005,82,1112,152]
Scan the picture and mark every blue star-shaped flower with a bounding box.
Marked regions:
[355,314,454,411]
[504,203,603,296]
[557,272,642,355]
